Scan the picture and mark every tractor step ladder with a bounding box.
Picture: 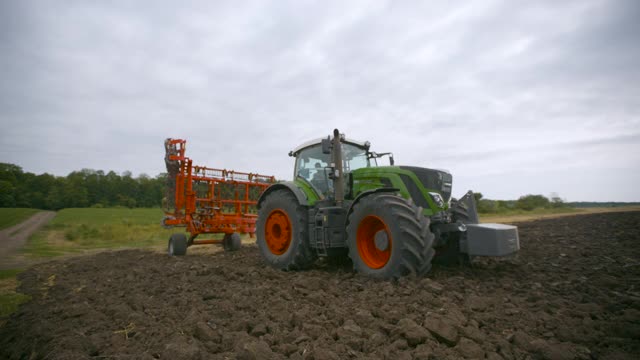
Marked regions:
[314,212,328,256]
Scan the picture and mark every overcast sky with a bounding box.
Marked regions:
[1,0,638,202]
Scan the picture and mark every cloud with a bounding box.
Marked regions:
[0,0,638,201]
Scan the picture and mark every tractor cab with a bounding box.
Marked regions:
[289,135,393,200]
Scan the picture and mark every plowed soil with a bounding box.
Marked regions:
[1,212,639,359]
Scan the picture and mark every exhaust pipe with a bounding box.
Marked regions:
[333,129,344,205]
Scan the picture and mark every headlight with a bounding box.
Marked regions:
[428,192,445,208]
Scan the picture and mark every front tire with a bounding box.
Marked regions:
[346,194,435,278]
[168,233,187,256]
[257,190,316,270]
[223,233,242,252]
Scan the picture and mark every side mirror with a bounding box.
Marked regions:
[321,137,331,154]
[389,154,395,166]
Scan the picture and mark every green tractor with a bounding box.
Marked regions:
[256,129,519,278]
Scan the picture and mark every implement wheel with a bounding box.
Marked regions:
[257,189,316,270]
[168,233,187,256]
[346,194,435,278]
[223,233,242,252]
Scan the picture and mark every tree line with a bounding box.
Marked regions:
[473,192,569,213]
[1,162,575,212]
[0,163,166,210]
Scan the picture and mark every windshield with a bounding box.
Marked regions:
[294,143,374,180]
[294,142,375,197]
[342,143,374,171]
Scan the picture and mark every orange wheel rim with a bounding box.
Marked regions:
[356,215,392,269]
[265,209,292,255]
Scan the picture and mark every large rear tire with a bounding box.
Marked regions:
[346,194,435,279]
[257,190,316,270]
[168,233,187,256]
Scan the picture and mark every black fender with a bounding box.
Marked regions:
[258,182,308,209]
[345,188,399,227]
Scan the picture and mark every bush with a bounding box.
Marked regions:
[549,193,568,208]
[477,199,498,213]
[516,194,550,211]
[469,192,572,214]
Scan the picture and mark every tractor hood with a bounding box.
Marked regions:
[398,166,453,203]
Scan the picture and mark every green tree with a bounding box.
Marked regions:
[0,163,193,210]
[549,192,567,208]
[0,163,21,185]
[0,180,16,207]
[477,199,497,213]
[65,172,90,207]
[45,184,66,210]
[516,194,550,211]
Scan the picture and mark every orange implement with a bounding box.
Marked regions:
[162,138,275,246]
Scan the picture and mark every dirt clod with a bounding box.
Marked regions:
[424,314,459,346]
[395,318,431,346]
[456,337,485,358]
[1,211,639,359]
[237,340,276,360]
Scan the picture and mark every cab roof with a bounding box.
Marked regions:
[289,136,370,157]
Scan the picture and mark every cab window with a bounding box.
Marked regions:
[295,145,332,195]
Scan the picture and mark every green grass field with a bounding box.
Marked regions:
[0,208,41,230]
[0,269,23,281]
[22,208,180,258]
[50,207,165,226]
[0,269,30,320]
[0,291,31,318]
[479,206,580,222]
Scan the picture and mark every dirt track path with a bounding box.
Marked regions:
[0,211,56,270]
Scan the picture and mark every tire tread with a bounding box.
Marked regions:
[257,190,316,270]
[346,194,435,278]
